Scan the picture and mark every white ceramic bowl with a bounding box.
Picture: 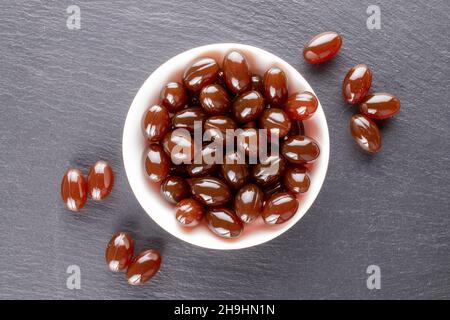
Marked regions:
[122,43,329,250]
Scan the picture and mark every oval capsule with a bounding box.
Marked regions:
[359,93,400,120]
[186,144,221,177]
[186,162,217,178]
[281,135,320,164]
[144,144,170,182]
[105,232,134,272]
[234,184,264,223]
[283,166,310,193]
[162,130,195,164]
[349,114,382,153]
[206,207,243,238]
[126,249,162,285]
[190,177,231,206]
[183,57,219,92]
[252,155,286,187]
[199,84,231,115]
[259,108,292,138]
[222,51,252,94]
[160,176,190,204]
[221,151,249,190]
[232,90,265,123]
[342,64,372,104]
[172,107,206,132]
[61,168,87,212]
[87,160,114,201]
[204,115,237,141]
[143,104,170,142]
[175,198,205,227]
[263,67,288,106]
[284,91,318,121]
[262,192,299,225]
[160,82,188,112]
[303,31,342,64]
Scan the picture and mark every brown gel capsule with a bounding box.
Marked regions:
[61,168,87,212]
[259,108,292,138]
[186,144,220,177]
[234,184,264,223]
[349,114,382,153]
[342,64,372,104]
[281,135,320,164]
[232,90,265,123]
[284,91,318,121]
[303,31,342,64]
[190,177,231,206]
[221,151,249,190]
[143,104,170,142]
[359,93,401,120]
[160,82,188,112]
[172,107,206,132]
[283,166,310,193]
[252,155,286,187]
[126,249,161,285]
[144,144,170,182]
[183,57,219,93]
[262,192,299,225]
[160,176,190,204]
[162,130,195,164]
[175,198,204,227]
[186,162,217,177]
[199,84,231,115]
[105,232,134,272]
[263,67,288,107]
[206,207,243,238]
[87,160,114,201]
[222,51,252,94]
[204,115,237,141]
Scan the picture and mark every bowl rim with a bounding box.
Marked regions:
[122,43,330,250]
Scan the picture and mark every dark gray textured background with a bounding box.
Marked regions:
[1,0,449,300]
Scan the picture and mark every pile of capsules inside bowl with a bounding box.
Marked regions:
[142,50,321,239]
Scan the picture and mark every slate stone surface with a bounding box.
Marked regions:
[0,0,449,299]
